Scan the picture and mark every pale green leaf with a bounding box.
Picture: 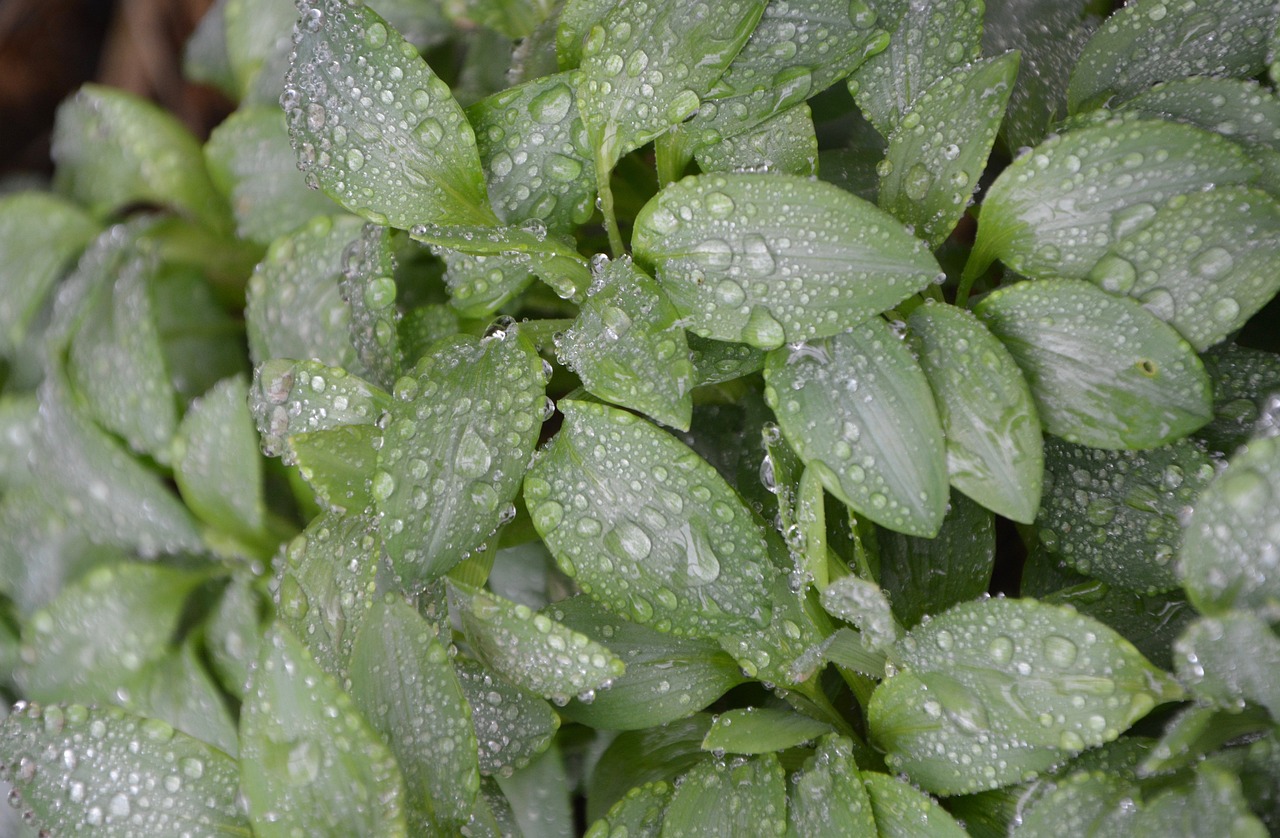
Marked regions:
[701,707,833,755]
[151,262,250,404]
[495,745,575,838]
[0,394,37,493]
[1175,611,1280,717]
[398,303,461,365]
[660,755,787,837]
[411,222,590,302]
[764,317,948,537]
[285,0,496,229]
[250,358,392,459]
[525,399,774,638]
[205,574,265,700]
[454,658,560,777]
[820,575,901,652]
[0,702,248,836]
[124,642,240,757]
[907,301,1043,523]
[788,735,878,838]
[717,570,832,686]
[223,0,295,104]
[183,0,237,98]
[240,625,408,837]
[443,0,554,38]
[975,278,1213,450]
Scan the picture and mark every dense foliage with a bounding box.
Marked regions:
[2,0,1280,834]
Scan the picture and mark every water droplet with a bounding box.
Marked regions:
[365,21,388,47]
[903,163,933,201]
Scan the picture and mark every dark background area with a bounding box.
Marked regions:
[0,0,229,181]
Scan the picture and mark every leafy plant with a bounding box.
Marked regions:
[3,0,1280,834]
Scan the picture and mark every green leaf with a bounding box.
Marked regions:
[52,84,231,233]
[1175,611,1280,717]
[245,214,365,370]
[587,715,712,823]
[1087,186,1280,352]
[274,512,378,680]
[150,260,250,404]
[847,0,984,136]
[240,624,408,837]
[1067,0,1280,112]
[0,394,37,493]
[908,301,1043,523]
[183,0,237,98]
[701,707,833,755]
[338,223,402,389]
[970,119,1258,282]
[788,735,878,837]
[1037,436,1216,594]
[410,222,591,302]
[1179,432,1280,617]
[557,255,694,429]
[450,581,625,704]
[820,575,901,652]
[204,106,342,244]
[718,570,831,686]
[688,335,767,386]
[1042,581,1195,672]
[67,245,178,462]
[286,426,379,514]
[18,562,208,705]
[633,173,943,349]
[1139,704,1273,776]
[0,192,98,355]
[0,702,248,836]
[550,595,745,730]
[376,329,545,585]
[862,771,968,837]
[349,596,480,833]
[174,375,268,543]
[205,574,265,700]
[443,0,554,39]
[223,0,296,104]
[764,317,949,537]
[250,358,393,459]
[693,103,819,176]
[880,53,1019,248]
[575,0,766,169]
[1199,343,1280,455]
[468,72,597,229]
[660,755,787,837]
[584,781,671,838]
[440,250,537,318]
[1137,761,1268,838]
[496,745,576,838]
[454,658,560,777]
[285,0,496,229]
[124,642,240,757]
[525,399,774,638]
[870,598,1182,795]
[399,303,461,365]
[824,626,888,678]
[975,278,1213,450]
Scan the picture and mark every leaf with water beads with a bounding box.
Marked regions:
[879,53,1019,249]
[0,191,97,355]
[454,658,560,778]
[908,302,1043,524]
[349,596,479,833]
[244,213,364,370]
[846,0,985,137]
[1198,343,1280,456]
[468,71,597,230]
[574,0,766,171]
[693,103,819,177]
[557,255,694,430]
[717,569,833,687]
[976,279,1213,450]
[1087,186,1280,353]
[0,702,248,836]
[525,399,774,638]
[449,581,625,705]
[861,771,968,837]
[240,624,409,837]
[250,358,392,460]
[764,317,949,537]
[411,221,591,301]
[787,736,878,838]
[586,714,712,822]
[1179,432,1280,618]
[1037,435,1217,594]
[820,575,901,653]
[374,327,546,586]
[660,754,787,837]
[1041,580,1194,672]
[1067,0,1280,112]
[124,641,240,757]
[968,118,1258,283]
[584,780,671,838]
[286,426,379,514]
[440,250,537,319]
[633,173,942,349]
[701,707,833,755]
[1175,611,1280,718]
[284,0,496,230]
[339,223,401,390]
[870,598,1183,795]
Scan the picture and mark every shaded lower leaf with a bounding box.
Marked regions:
[0,702,248,836]
[587,715,713,824]
[338,223,402,390]
[661,754,787,837]
[862,771,968,837]
[820,575,900,653]
[205,574,265,700]
[285,426,378,514]
[124,642,240,758]
[1198,343,1280,456]
[441,249,537,319]
[1043,581,1195,672]
[584,781,671,838]
[495,744,575,838]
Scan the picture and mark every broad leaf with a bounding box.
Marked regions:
[245,213,364,370]
[575,0,766,169]
[660,755,787,837]
[0,394,36,493]
[633,173,942,349]
[152,262,250,403]
[764,317,948,537]
[1198,343,1280,455]
[204,106,341,243]
[440,250,537,318]
[1175,611,1280,717]
[52,84,231,233]
[349,597,479,833]
[1042,580,1195,672]
[788,736,878,837]
[555,0,618,68]
[205,574,265,700]
[847,0,985,136]
[880,53,1019,248]
[871,598,1183,795]
[688,335,767,386]
[450,581,625,704]
[717,570,832,686]
[375,328,546,585]
[338,223,401,389]
[410,222,590,302]
[969,118,1258,281]
[524,399,774,638]
[1037,436,1216,594]
[286,426,379,513]
[454,659,560,777]
[285,0,496,229]
[976,278,1213,449]
[701,707,833,755]
[0,702,247,836]
[250,358,392,458]
[693,103,819,176]
[1087,186,1280,352]
[862,771,968,837]
[550,595,745,730]
[908,301,1043,523]
[556,255,693,429]
[495,745,576,838]
[124,642,240,757]
[1180,432,1280,617]
[240,624,408,837]
[1067,0,1280,111]
[0,192,97,355]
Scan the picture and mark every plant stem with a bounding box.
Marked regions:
[595,153,625,257]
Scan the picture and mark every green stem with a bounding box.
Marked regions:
[595,153,625,257]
